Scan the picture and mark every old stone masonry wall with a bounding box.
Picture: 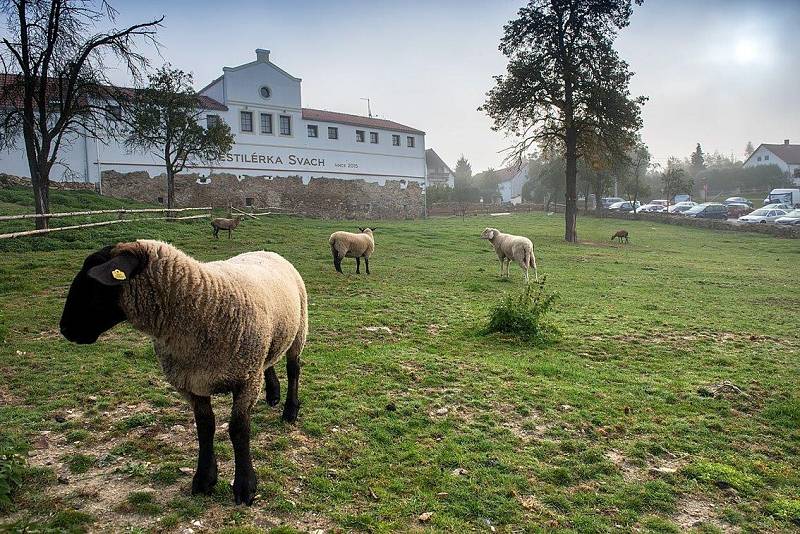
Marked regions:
[101,171,425,219]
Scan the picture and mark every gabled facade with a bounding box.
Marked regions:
[743,140,800,185]
[496,163,529,204]
[425,148,455,187]
[1,49,427,188]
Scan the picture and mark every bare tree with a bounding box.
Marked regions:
[125,66,234,211]
[0,0,162,229]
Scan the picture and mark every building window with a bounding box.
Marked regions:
[279,115,291,135]
[106,105,122,121]
[356,130,365,142]
[240,111,253,132]
[207,114,221,129]
[260,113,273,134]
[157,196,164,204]
[245,197,254,207]
[307,125,318,138]
[370,132,379,144]
[328,127,338,139]
[407,136,415,148]
[765,155,769,160]
[259,86,271,99]
[757,156,762,161]
[392,134,400,146]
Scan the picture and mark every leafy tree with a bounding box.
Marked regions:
[661,159,693,204]
[481,0,645,242]
[454,155,472,188]
[0,1,162,229]
[690,143,706,175]
[744,141,755,158]
[620,142,650,212]
[125,66,234,210]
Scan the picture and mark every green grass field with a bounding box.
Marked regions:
[1,188,799,533]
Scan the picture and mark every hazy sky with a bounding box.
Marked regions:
[111,0,800,172]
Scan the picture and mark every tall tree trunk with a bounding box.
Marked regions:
[27,155,50,230]
[564,126,578,242]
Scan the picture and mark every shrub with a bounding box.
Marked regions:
[0,451,25,511]
[481,278,559,344]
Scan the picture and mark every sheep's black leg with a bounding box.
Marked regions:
[364,257,370,275]
[282,338,302,423]
[189,394,218,496]
[356,256,361,274]
[228,228,232,239]
[331,246,343,273]
[230,389,257,505]
[264,366,280,406]
[213,227,219,239]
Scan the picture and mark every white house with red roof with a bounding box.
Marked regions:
[0,49,427,187]
[743,139,800,185]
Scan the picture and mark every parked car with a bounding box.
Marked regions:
[738,208,787,224]
[608,201,641,212]
[601,197,626,208]
[673,194,692,204]
[763,203,793,211]
[667,201,697,214]
[725,203,752,218]
[639,199,668,212]
[683,203,728,219]
[775,209,800,225]
[723,196,753,207]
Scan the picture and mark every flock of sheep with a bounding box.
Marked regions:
[58,217,632,506]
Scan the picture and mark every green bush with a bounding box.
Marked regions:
[481,278,559,344]
[0,451,25,512]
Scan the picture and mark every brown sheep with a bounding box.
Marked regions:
[611,229,629,243]
[211,216,241,239]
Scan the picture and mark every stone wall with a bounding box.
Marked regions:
[0,173,97,191]
[101,171,425,220]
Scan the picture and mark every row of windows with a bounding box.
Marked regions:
[210,111,417,148]
[756,155,770,162]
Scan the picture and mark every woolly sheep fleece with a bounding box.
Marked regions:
[116,239,307,402]
[329,228,375,258]
[480,227,538,281]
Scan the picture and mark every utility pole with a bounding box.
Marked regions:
[360,98,373,118]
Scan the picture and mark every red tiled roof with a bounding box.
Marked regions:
[0,74,227,111]
[301,108,423,135]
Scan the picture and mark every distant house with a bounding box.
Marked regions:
[742,139,800,185]
[495,162,530,204]
[425,149,455,188]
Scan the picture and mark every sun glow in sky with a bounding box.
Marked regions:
[734,39,761,64]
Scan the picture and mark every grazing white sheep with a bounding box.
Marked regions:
[480,227,538,282]
[60,240,307,506]
[328,227,375,274]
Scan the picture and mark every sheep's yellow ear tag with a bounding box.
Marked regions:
[111,269,126,281]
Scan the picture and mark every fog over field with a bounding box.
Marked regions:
[110,0,800,171]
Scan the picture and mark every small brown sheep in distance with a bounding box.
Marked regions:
[328,227,375,274]
[211,216,241,239]
[612,229,629,243]
[480,227,538,282]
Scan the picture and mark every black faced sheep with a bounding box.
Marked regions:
[612,229,629,243]
[59,240,307,506]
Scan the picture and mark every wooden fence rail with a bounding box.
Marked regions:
[0,214,209,240]
[0,206,212,221]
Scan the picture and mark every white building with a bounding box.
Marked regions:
[0,49,427,188]
[496,162,530,204]
[742,140,800,185]
[425,149,455,188]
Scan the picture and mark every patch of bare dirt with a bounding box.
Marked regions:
[0,385,23,406]
[605,449,688,483]
[673,495,741,532]
[604,329,793,348]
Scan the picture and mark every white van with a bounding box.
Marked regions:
[768,189,800,208]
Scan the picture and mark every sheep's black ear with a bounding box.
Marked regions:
[358,227,365,232]
[87,253,140,286]
[369,227,376,232]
